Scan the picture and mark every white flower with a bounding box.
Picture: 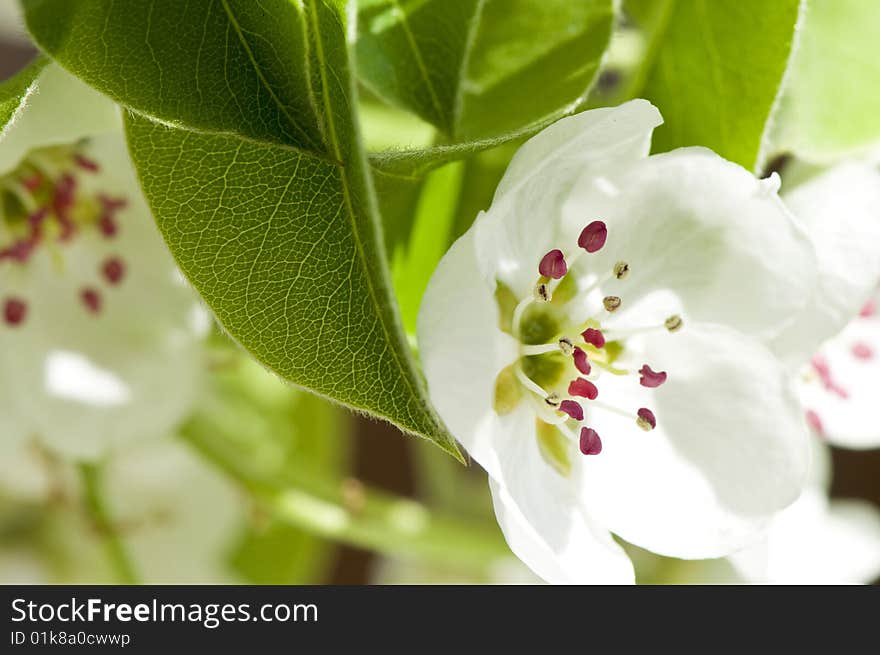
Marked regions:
[772,164,880,449]
[418,100,827,583]
[727,439,880,584]
[0,64,207,462]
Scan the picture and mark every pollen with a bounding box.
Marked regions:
[602,296,621,312]
[664,315,683,332]
[613,261,630,280]
[636,408,656,431]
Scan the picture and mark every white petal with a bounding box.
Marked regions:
[0,63,120,175]
[488,405,634,584]
[731,490,880,584]
[560,147,818,340]
[490,478,634,585]
[417,225,517,479]
[796,314,880,449]
[770,164,880,366]
[475,100,663,296]
[579,322,809,558]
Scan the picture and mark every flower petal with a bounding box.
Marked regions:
[474,100,663,296]
[417,226,516,479]
[488,405,635,584]
[560,147,818,340]
[578,322,809,558]
[769,164,880,367]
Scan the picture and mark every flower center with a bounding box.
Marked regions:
[494,219,682,471]
[1,144,129,328]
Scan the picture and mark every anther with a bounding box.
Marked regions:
[852,342,874,360]
[98,215,118,238]
[636,408,656,431]
[805,410,825,437]
[581,327,605,349]
[538,249,568,279]
[558,337,574,356]
[664,315,683,332]
[73,154,100,172]
[579,427,602,455]
[613,261,630,280]
[3,297,27,326]
[602,296,621,312]
[568,377,598,400]
[573,347,591,375]
[80,288,102,314]
[860,300,876,318]
[102,257,126,285]
[544,393,561,407]
[534,281,551,303]
[559,400,584,421]
[639,364,667,388]
[578,221,607,253]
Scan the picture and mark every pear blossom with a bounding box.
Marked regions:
[0,64,207,460]
[418,100,827,583]
[771,164,880,450]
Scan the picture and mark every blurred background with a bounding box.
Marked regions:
[1,1,879,585]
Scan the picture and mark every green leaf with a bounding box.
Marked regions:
[0,55,46,136]
[24,0,460,458]
[634,0,803,170]
[771,0,880,162]
[358,0,614,151]
[22,0,325,151]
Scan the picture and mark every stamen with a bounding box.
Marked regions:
[613,261,630,280]
[581,327,605,348]
[639,364,667,388]
[579,427,602,455]
[73,154,100,173]
[860,300,876,318]
[602,296,621,312]
[544,393,561,407]
[559,400,584,421]
[852,342,874,360]
[81,288,102,314]
[520,343,560,356]
[578,221,607,253]
[573,347,591,375]
[558,336,574,356]
[534,281,551,303]
[538,249,568,279]
[636,408,656,431]
[102,257,126,285]
[664,315,683,332]
[515,364,552,399]
[3,297,27,326]
[805,409,825,438]
[568,377,598,400]
[98,215,118,238]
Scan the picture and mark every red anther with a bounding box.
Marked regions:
[639,364,667,388]
[73,154,100,172]
[637,407,656,430]
[28,207,48,229]
[99,194,128,212]
[538,249,568,279]
[568,377,598,400]
[860,299,876,318]
[102,257,126,285]
[579,427,602,455]
[577,220,607,253]
[22,173,43,192]
[805,410,825,438]
[99,214,118,238]
[581,327,605,349]
[57,216,76,242]
[81,288,102,314]
[573,347,591,375]
[3,239,35,263]
[811,355,848,398]
[852,342,874,360]
[3,297,27,326]
[559,399,584,421]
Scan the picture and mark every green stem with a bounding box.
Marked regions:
[182,431,511,572]
[78,463,140,585]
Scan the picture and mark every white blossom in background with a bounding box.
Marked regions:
[416,99,880,584]
[0,64,209,466]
